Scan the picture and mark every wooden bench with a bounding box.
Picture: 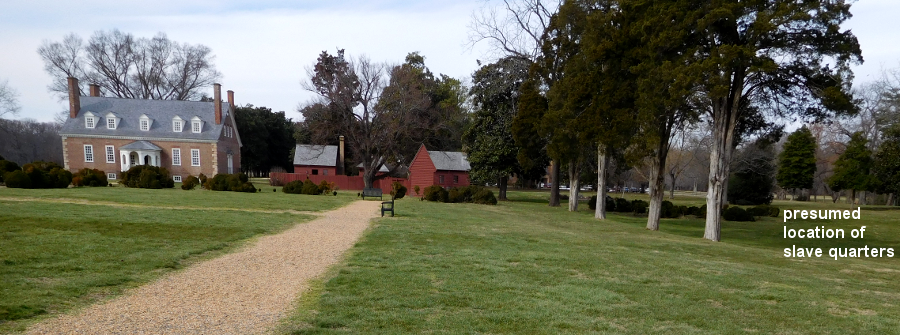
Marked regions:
[381,198,394,217]
[362,187,383,200]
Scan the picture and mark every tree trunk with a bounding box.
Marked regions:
[860,191,867,206]
[595,148,609,220]
[549,159,560,207]
[669,170,676,200]
[647,156,666,231]
[704,96,740,242]
[568,161,579,211]
[887,193,894,206]
[498,175,508,201]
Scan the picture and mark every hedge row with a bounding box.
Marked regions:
[588,196,779,221]
[3,161,72,189]
[282,179,337,195]
[423,185,496,205]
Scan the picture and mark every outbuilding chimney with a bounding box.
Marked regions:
[67,77,80,118]
[227,90,235,111]
[339,135,345,175]
[213,83,222,124]
[89,84,100,97]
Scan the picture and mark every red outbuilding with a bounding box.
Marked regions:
[408,144,471,194]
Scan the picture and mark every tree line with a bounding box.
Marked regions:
[466,0,861,241]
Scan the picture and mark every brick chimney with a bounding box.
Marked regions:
[227,90,234,111]
[89,84,100,97]
[339,135,345,175]
[213,83,222,124]
[67,77,80,118]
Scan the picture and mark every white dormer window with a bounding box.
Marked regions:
[84,112,96,129]
[191,116,203,133]
[139,114,152,131]
[105,112,119,130]
[173,116,184,132]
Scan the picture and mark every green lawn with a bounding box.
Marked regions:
[283,191,900,334]
[0,182,356,212]
[0,185,356,333]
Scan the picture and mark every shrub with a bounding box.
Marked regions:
[588,195,616,211]
[677,205,688,218]
[283,180,304,194]
[199,173,208,186]
[748,204,780,217]
[423,185,448,202]
[723,206,755,221]
[204,173,256,192]
[4,170,32,188]
[699,204,708,216]
[391,182,407,199]
[319,180,337,195]
[614,198,632,213]
[9,162,72,189]
[301,179,322,195]
[413,185,421,197]
[660,200,676,218]
[0,160,20,184]
[72,168,108,187]
[687,206,701,217]
[121,165,174,189]
[473,188,497,205]
[631,200,648,214]
[181,175,200,190]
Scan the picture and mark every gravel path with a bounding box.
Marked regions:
[26,200,382,335]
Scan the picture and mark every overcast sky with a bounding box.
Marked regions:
[1,0,898,123]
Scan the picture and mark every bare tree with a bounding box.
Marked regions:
[38,30,221,101]
[0,118,63,165]
[0,79,21,119]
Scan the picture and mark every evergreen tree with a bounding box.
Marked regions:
[728,140,776,205]
[828,132,875,204]
[873,124,900,205]
[464,57,530,201]
[776,126,817,199]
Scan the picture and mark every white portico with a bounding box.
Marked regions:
[119,140,163,171]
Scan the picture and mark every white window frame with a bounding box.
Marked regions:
[84,145,94,162]
[140,119,149,131]
[173,175,182,182]
[107,118,116,129]
[85,116,95,129]
[173,120,183,132]
[192,121,202,133]
[105,145,115,163]
[107,173,117,180]
[172,148,181,166]
[191,149,200,166]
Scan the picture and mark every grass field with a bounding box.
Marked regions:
[0,185,357,333]
[4,184,900,334]
[283,190,900,334]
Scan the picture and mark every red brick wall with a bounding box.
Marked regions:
[62,136,218,179]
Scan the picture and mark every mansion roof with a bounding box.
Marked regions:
[59,96,229,142]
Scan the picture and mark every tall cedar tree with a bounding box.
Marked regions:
[625,0,703,230]
[464,57,530,200]
[829,132,875,204]
[776,126,817,198]
[559,0,640,219]
[873,124,900,205]
[234,105,294,175]
[543,1,592,211]
[728,139,776,205]
[691,0,861,241]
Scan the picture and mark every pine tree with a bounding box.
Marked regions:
[776,126,817,199]
[828,132,875,204]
